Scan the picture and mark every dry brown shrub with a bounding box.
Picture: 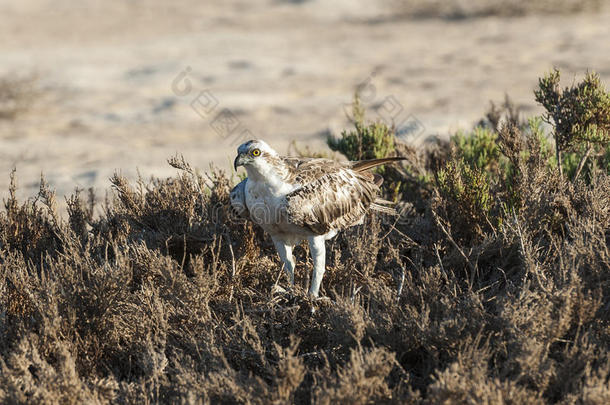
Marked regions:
[1,107,609,403]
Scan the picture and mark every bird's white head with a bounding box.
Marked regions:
[233,139,285,182]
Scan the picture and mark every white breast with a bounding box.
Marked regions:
[245,178,293,230]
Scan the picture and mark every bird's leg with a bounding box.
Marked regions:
[307,236,326,297]
[272,238,295,285]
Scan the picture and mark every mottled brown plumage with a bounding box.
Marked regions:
[285,168,379,234]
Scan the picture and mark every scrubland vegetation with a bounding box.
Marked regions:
[1,70,609,404]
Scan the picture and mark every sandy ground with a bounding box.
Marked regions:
[1,0,609,208]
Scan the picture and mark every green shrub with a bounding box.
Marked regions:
[327,95,395,161]
[451,127,501,176]
[436,158,494,238]
[535,69,610,180]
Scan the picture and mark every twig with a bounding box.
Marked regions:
[350,285,362,304]
[298,348,337,358]
[433,243,450,284]
[245,305,299,314]
[433,211,477,289]
[555,139,563,178]
[380,217,416,246]
[572,143,593,183]
[512,212,552,294]
[225,233,236,279]
[180,234,188,271]
[396,266,405,302]
[225,233,237,302]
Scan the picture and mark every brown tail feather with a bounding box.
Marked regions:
[351,157,406,172]
[374,198,394,206]
[370,203,398,215]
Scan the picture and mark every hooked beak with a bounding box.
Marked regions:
[234,153,245,171]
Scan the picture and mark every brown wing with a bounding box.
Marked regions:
[282,157,347,185]
[283,156,405,184]
[285,168,380,235]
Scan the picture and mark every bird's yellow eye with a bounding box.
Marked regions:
[251,148,261,157]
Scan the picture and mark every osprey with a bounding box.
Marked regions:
[231,139,403,297]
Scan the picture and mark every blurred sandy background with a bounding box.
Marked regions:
[1,0,609,206]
